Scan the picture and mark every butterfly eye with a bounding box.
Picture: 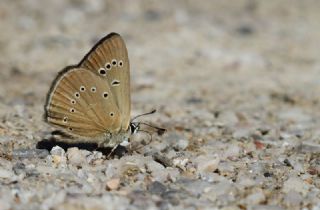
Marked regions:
[111,59,117,66]
[110,112,114,117]
[105,63,111,70]
[91,87,97,92]
[80,86,86,92]
[98,68,107,76]
[118,60,123,67]
[69,127,73,131]
[102,92,109,98]
[74,92,80,98]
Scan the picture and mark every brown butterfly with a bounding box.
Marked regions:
[44,33,165,150]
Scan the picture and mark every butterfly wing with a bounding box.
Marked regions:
[44,68,121,139]
[78,33,130,132]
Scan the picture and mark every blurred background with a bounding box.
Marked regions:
[0,0,319,147]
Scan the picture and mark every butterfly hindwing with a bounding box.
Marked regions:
[45,68,121,139]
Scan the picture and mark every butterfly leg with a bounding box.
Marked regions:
[107,144,119,159]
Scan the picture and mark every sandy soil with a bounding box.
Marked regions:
[0,0,319,209]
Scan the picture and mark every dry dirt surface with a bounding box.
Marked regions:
[0,1,319,210]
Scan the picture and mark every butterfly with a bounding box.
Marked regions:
[44,33,165,150]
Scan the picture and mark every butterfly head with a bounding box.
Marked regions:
[129,122,140,134]
[130,109,166,136]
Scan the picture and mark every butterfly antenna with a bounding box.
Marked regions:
[139,122,166,136]
[131,109,157,122]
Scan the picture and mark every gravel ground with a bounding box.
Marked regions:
[0,1,320,209]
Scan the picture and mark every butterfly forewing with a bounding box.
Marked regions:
[45,68,121,138]
[79,33,130,131]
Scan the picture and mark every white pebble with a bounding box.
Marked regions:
[50,146,65,156]
[174,139,189,150]
[67,147,85,166]
[106,178,120,190]
[172,158,189,170]
[0,168,14,179]
[283,190,303,207]
[195,154,220,175]
[244,189,266,205]
[283,177,310,196]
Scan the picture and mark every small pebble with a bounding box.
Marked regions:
[217,111,239,126]
[86,151,104,164]
[148,181,167,195]
[173,139,189,151]
[0,168,14,179]
[172,158,189,170]
[52,155,67,165]
[283,190,302,207]
[67,147,86,166]
[106,178,120,191]
[244,189,266,205]
[50,146,65,156]
[223,145,241,159]
[177,179,211,197]
[12,149,49,159]
[195,154,220,175]
[12,162,25,175]
[283,177,310,196]
[299,142,320,153]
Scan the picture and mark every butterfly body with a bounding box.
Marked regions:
[44,33,132,147]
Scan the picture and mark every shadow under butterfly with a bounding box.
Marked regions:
[41,32,165,156]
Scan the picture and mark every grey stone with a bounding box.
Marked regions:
[148,181,167,195]
[12,149,49,159]
[173,139,189,151]
[283,190,302,207]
